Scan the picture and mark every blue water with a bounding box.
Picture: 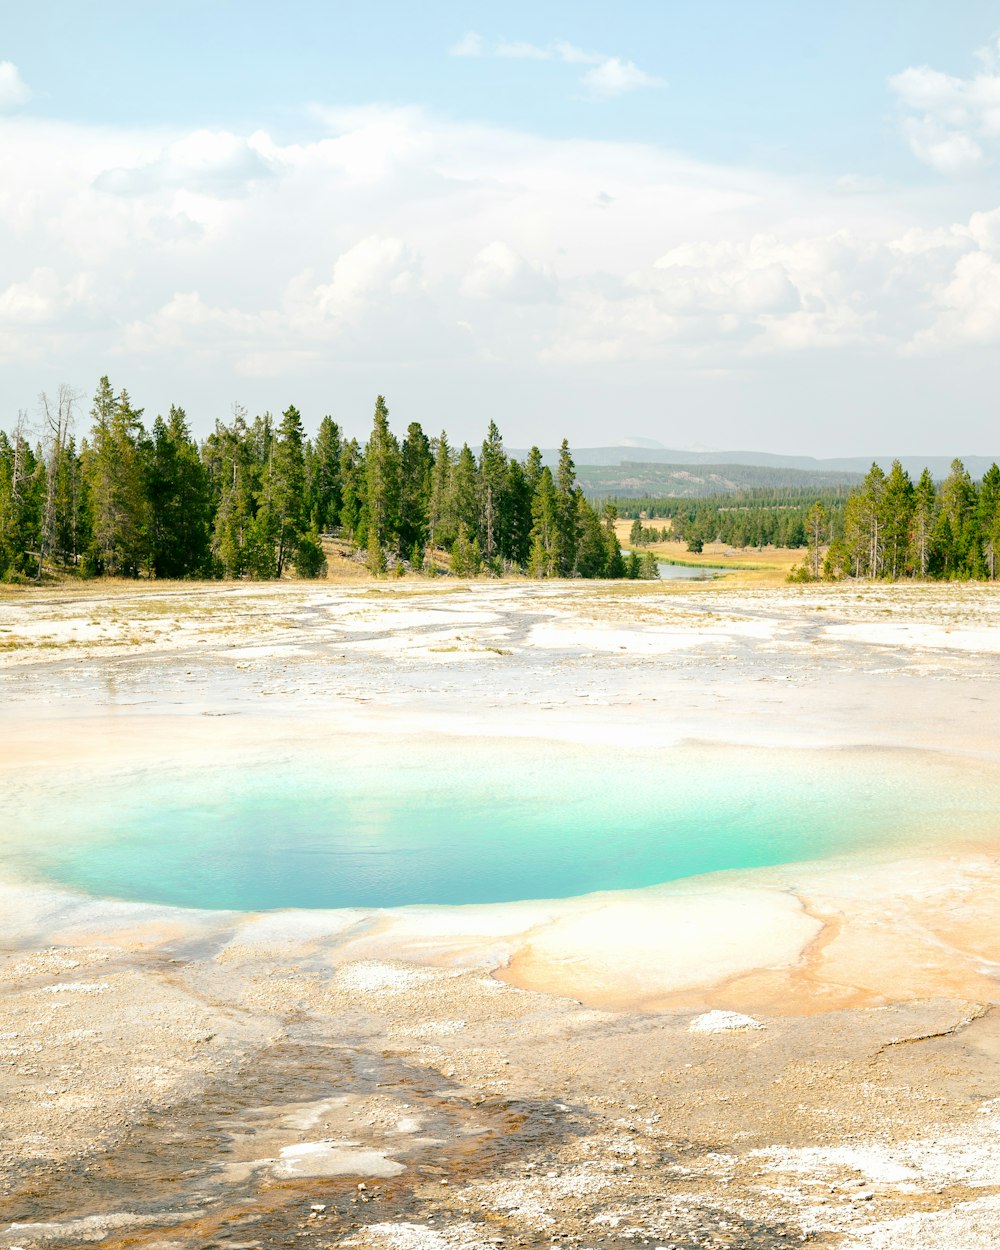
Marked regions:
[7,739,984,911]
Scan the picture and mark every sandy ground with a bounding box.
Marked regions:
[1,578,1000,1248]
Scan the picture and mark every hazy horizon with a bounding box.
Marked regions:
[4,1,1000,456]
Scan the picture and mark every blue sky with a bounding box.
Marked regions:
[9,2,997,172]
[3,3,1000,453]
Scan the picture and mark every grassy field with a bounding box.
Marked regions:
[613,520,805,588]
[0,529,808,600]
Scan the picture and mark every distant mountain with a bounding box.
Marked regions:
[617,436,667,449]
[512,446,999,480]
[572,462,864,499]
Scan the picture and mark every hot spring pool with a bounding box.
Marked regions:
[4,737,992,911]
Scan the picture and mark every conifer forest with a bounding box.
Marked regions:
[0,380,650,583]
[2,380,998,584]
[612,458,1000,582]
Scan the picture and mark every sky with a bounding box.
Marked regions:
[3,1,1000,455]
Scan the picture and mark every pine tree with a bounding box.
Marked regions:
[910,468,936,579]
[338,439,364,540]
[399,421,432,557]
[366,524,386,575]
[427,432,453,551]
[146,406,212,577]
[53,436,87,567]
[364,396,401,565]
[555,439,578,574]
[936,459,978,578]
[37,386,78,576]
[205,408,278,579]
[576,492,609,577]
[206,411,252,577]
[602,505,625,578]
[450,444,479,544]
[524,446,543,495]
[841,463,886,578]
[270,404,306,577]
[527,466,561,577]
[806,500,827,580]
[83,378,149,577]
[0,430,14,578]
[479,420,507,563]
[309,416,342,531]
[639,551,660,580]
[882,461,914,579]
[0,419,42,578]
[294,523,327,578]
[980,464,1000,579]
[503,458,533,569]
[451,522,481,576]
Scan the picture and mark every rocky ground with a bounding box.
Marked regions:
[1,579,1000,1248]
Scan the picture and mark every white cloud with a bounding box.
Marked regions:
[461,241,556,303]
[899,116,984,176]
[3,101,1000,445]
[448,32,484,58]
[124,234,438,376]
[654,238,802,316]
[0,266,97,365]
[95,129,277,196]
[917,250,1000,345]
[124,291,259,352]
[496,40,553,61]
[0,62,30,110]
[0,268,78,324]
[303,235,419,318]
[890,53,1000,174]
[966,204,1000,250]
[887,224,967,257]
[552,41,600,66]
[488,39,599,65]
[541,230,887,364]
[581,58,666,99]
[903,205,1000,352]
[447,35,664,97]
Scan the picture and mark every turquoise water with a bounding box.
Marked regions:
[6,739,988,911]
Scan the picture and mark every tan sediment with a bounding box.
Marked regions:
[495,886,823,1011]
[498,889,862,1018]
[495,856,1000,1018]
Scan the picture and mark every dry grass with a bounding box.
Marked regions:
[318,537,379,582]
[613,520,807,588]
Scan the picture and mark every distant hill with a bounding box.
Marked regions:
[511,446,1000,495]
[572,462,863,499]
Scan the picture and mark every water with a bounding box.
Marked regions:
[657,560,731,580]
[621,549,731,579]
[6,738,990,912]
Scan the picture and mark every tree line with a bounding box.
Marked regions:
[580,465,861,499]
[611,484,856,519]
[615,489,850,552]
[823,458,1000,581]
[0,380,649,583]
[609,458,1000,582]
